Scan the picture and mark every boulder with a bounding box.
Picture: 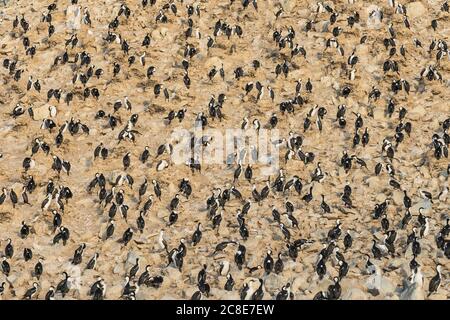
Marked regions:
[113,263,124,275]
[66,5,82,30]
[392,189,404,206]
[126,251,138,266]
[342,288,369,300]
[400,282,425,300]
[263,273,284,293]
[291,275,309,292]
[406,2,427,19]
[31,104,52,120]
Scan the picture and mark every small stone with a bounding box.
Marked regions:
[263,273,284,293]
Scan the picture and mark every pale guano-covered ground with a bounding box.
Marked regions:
[0,0,448,300]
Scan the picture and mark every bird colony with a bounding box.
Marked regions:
[0,0,449,300]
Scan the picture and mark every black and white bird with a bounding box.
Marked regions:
[428,265,442,297]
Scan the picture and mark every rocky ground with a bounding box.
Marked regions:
[0,0,448,300]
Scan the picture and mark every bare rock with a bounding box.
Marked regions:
[406,2,427,19]
[66,5,82,30]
